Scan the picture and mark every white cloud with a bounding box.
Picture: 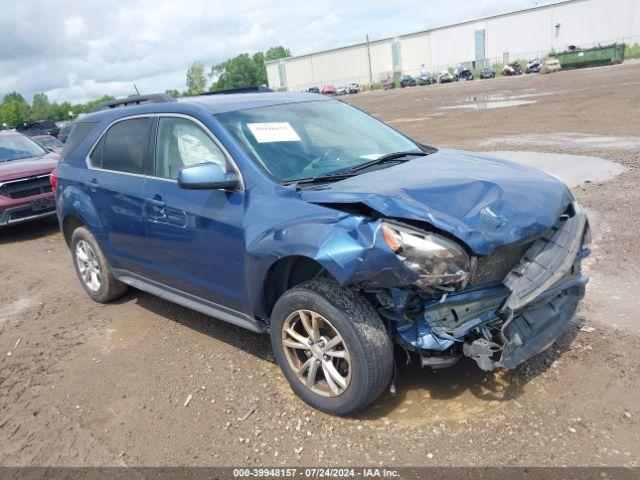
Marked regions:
[64,16,88,38]
[0,0,541,104]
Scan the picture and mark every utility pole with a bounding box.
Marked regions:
[366,34,373,88]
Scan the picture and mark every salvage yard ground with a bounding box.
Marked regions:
[1,61,639,467]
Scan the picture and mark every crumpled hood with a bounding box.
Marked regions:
[0,153,59,182]
[299,149,573,255]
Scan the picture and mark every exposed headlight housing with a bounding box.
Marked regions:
[381,221,472,288]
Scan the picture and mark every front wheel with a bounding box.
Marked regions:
[270,280,393,416]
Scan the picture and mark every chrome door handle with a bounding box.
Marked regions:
[146,197,166,208]
[86,179,99,192]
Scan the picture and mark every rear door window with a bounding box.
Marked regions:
[90,117,152,174]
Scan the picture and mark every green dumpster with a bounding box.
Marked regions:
[551,43,626,69]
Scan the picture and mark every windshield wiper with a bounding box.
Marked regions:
[282,150,430,188]
[348,150,428,173]
[282,171,357,187]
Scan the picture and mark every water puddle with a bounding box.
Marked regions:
[97,315,147,351]
[358,361,531,425]
[388,114,442,123]
[483,151,624,187]
[106,317,143,342]
[482,133,640,150]
[441,99,536,110]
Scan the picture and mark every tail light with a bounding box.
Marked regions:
[50,168,58,191]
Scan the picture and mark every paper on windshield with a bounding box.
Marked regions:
[247,122,301,143]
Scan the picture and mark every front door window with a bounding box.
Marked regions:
[154,117,228,179]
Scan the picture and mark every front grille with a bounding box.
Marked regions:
[0,175,52,199]
[469,241,533,287]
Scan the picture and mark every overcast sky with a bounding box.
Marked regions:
[0,0,552,103]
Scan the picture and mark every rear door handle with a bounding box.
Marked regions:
[146,197,166,208]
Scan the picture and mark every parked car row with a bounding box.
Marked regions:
[309,82,361,96]
[381,58,554,88]
[302,58,554,95]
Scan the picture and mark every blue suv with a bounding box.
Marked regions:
[54,91,589,415]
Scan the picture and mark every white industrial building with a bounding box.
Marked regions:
[266,0,640,91]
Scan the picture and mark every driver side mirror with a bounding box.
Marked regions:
[177,163,241,191]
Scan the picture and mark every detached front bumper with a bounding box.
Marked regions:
[397,206,590,371]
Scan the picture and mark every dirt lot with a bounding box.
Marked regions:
[1,62,639,467]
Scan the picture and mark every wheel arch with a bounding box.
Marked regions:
[261,255,332,318]
[57,181,106,248]
[62,214,86,247]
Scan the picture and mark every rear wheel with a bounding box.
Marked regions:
[71,227,127,303]
[270,279,393,415]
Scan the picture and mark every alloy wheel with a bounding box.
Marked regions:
[281,310,351,397]
[75,240,101,292]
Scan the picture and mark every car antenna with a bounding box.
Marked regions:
[133,83,141,95]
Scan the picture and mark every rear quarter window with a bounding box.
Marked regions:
[60,122,98,163]
[89,117,151,174]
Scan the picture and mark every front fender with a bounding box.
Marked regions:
[245,204,419,318]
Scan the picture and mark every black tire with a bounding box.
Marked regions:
[70,226,127,303]
[270,279,393,416]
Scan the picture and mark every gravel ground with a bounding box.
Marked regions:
[1,61,639,467]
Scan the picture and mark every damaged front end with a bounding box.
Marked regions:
[370,203,590,371]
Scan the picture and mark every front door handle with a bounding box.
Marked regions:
[146,197,166,209]
[86,179,99,192]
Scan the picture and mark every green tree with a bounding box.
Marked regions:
[208,45,290,91]
[3,91,27,104]
[165,89,183,98]
[210,53,262,91]
[79,95,115,113]
[186,61,207,95]
[264,46,291,62]
[48,101,73,121]
[31,93,51,120]
[1,92,30,126]
[1,100,25,126]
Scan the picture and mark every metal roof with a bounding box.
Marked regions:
[264,0,584,65]
[177,91,330,114]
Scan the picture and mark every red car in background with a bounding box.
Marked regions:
[32,134,64,153]
[321,84,336,95]
[0,131,59,227]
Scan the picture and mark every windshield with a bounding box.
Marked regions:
[0,134,46,163]
[37,136,63,148]
[217,100,421,182]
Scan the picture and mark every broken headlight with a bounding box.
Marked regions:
[381,221,472,287]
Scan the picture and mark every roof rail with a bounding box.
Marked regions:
[198,86,273,96]
[91,93,176,112]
